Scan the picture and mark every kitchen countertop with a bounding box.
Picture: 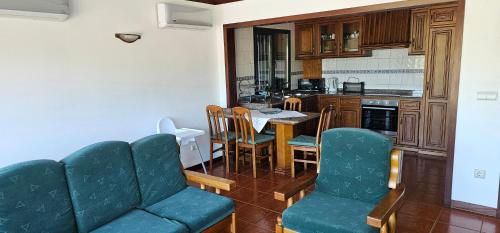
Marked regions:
[238,89,423,109]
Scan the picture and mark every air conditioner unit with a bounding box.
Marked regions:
[0,0,69,21]
[157,3,212,30]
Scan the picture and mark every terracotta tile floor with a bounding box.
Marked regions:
[190,153,500,233]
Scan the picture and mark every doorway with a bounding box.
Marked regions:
[253,27,291,94]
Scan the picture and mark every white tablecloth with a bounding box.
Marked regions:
[249,110,307,133]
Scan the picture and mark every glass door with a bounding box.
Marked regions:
[340,18,363,56]
[254,27,291,94]
[319,21,338,56]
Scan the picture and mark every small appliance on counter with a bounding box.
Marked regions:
[325,77,339,94]
[342,77,365,94]
[298,79,325,91]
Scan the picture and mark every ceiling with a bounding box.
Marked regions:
[188,0,241,5]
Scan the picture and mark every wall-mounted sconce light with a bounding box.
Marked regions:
[115,33,142,43]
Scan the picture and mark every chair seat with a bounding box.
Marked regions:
[288,135,318,147]
[282,191,378,233]
[91,209,188,233]
[264,129,276,135]
[145,186,234,233]
[211,131,236,142]
[238,133,275,145]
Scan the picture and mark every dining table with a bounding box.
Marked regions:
[223,108,320,175]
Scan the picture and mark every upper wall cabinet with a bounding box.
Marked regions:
[340,18,365,56]
[361,9,411,49]
[409,8,430,55]
[295,17,368,60]
[296,23,317,58]
[430,6,457,26]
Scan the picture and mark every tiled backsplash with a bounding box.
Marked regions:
[322,48,425,91]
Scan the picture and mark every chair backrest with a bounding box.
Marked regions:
[130,134,187,208]
[157,117,177,134]
[316,128,393,204]
[284,97,302,111]
[206,105,230,142]
[0,160,77,233]
[232,107,255,144]
[315,105,334,145]
[62,141,141,233]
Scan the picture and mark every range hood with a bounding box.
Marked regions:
[0,0,69,21]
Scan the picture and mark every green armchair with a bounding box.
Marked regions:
[274,128,405,233]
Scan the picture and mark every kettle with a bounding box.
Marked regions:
[326,77,339,94]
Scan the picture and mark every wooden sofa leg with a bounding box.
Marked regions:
[275,217,284,233]
[231,212,236,233]
[380,223,388,233]
[389,212,396,233]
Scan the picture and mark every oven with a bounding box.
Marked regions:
[361,99,399,136]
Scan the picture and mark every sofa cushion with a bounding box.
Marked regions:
[282,191,377,233]
[146,186,234,233]
[316,128,392,204]
[91,209,188,233]
[62,141,141,233]
[0,160,77,233]
[130,134,187,208]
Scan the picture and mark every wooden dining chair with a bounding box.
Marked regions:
[288,105,334,178]
[284,97,302,112]
[264,97,302,135]
[206,105,236,173]
[232,107,274,178]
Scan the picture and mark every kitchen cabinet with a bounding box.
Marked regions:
[295,17,368,59]
[339,18,365,56]
[430,6,457,26]
[337,97,361,128]
[303,59,322,79]
[318,21,339,57]
[317,96,338,128]
[361,9,411,49]
[295,23,316,59]
[397,100,421,147]
[422,25,456,151]
[409,8,429,55]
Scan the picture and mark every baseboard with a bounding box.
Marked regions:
[187,156,224,171]
[451,200,498,218]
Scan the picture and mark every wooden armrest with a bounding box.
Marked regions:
[274,174,317,202]
[367,185,406,228]
[184,170,236,192]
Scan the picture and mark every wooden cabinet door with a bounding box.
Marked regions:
[339,18,365,56]
[398,111,420,146]
[362,9,411,49]
[422,26,455,151]
[295,23,316,58]
[409,9,429,55]
[338,107,360,128]
[423,102,448,150]
[318,96,338,128]
[426,26,455,100]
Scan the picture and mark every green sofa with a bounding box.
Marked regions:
[0,134,236,233]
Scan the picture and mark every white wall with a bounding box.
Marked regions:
[0,0,220,168]
[452,0,500,208]
[214,0,500,208]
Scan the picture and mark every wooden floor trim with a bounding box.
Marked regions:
[451,200,498,218]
